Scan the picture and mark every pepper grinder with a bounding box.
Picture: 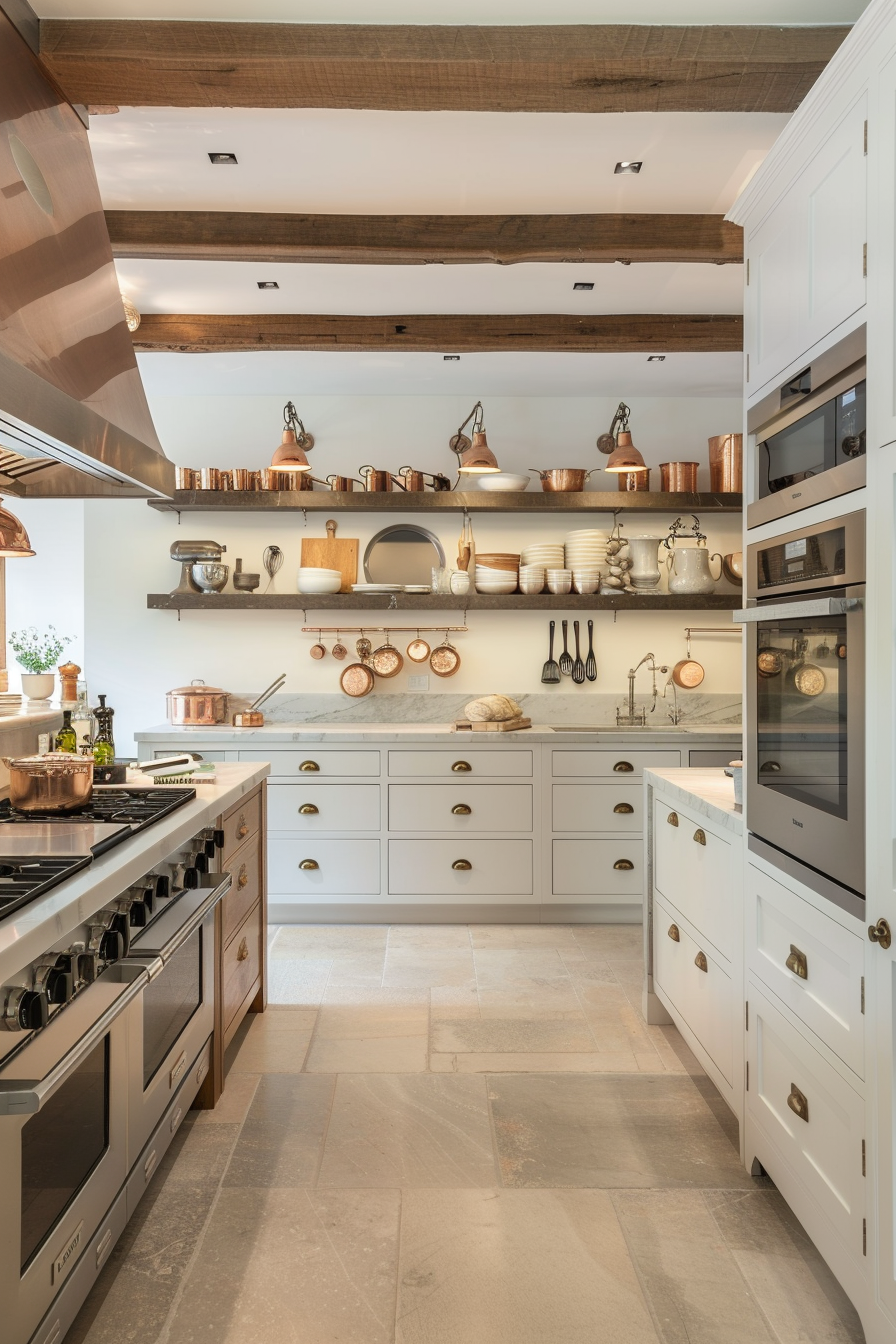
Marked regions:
[58,661,81,705]
[92,694,115,766]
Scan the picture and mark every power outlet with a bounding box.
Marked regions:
[407,675,430,691]
[37,733,51,753]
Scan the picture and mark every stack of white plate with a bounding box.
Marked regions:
[475,564,518,595]
[520,543,565,569]
[564,529,609,573]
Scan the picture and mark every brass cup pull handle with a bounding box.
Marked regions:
[785,944,808,979]
[451,804,472,815]
[693,829,706,846]
[237,865,248,889]
[299,859,320,871]
[613,859,635,871]
[452,761,472,773]
[694,950,708,972]
[299,760,320,772]
[667,924,680,942]
[452,859,473,871]
[787,1083,809,1123]
[237,815,248,838]
[299,804,320,815]
[614,802,634,815]
[236,938,249,963]
[614,761,634,773]
[667,811,679,827]
[869,918,893,949]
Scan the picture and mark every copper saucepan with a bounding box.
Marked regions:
[358,466,393,492]
[529,469,597,493]
[670,633,705,689]
[3,753,94,813]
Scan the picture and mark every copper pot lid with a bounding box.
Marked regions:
[430,640,461,677]
[168,681,227,696]
[340,663,375,697]
[371,637,404,678]
[407,636,431,663]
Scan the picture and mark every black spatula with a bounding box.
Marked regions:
[541,620,561,684]
[559,619,573,676]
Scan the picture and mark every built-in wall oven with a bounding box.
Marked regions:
[738,509,865,898]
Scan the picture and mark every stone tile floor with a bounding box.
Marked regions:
[68,924,864,1344]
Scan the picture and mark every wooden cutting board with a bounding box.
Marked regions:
[453,718,532,732]
[300,519,358,593]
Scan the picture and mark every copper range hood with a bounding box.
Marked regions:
[0,6,174,500]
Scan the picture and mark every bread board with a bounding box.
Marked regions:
[453,718,532,732]
[300,519,358,593]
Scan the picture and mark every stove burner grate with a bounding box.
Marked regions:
[0,855,93,915]
[0,787,196,831]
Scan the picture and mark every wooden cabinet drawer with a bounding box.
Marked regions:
[747,864,864,1079]
[222,832,261,944]
[388,839,532,898]
[268,783,381,832]
[268,837,380,896]
[221,789,261,859]
[389,784,532,833]
[388,749,533,778]
[654,896,733,1085]
[654,798,733,962]
[223,903,262,1032]
[552,783,642,833]
[551,839,642,900]
[551,749,680,778]
[746,980,864,1254]
[238,749,380,777]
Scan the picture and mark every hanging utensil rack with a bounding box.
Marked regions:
[683,627,743,638]
[301,626,469,634]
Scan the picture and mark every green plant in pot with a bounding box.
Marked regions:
[9,626,70,701]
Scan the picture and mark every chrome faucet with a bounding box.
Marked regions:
[616,653,670,727]
[662,673,683,726]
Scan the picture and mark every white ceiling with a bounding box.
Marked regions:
[90,109,787,215]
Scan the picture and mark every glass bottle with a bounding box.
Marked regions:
[54,710,77,754]
[92,694,115,766]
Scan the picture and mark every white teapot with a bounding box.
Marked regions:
[666,543,723,595]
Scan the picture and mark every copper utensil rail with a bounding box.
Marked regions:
[301,626,468,634]
[683,627,743,637]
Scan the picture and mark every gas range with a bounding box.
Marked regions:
[0,786,196,835]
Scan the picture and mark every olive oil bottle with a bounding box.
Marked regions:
[54,709,77,754]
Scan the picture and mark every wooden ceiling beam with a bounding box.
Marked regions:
[105,211,743,266]
[40,21,846,114]
[132,312,743,354]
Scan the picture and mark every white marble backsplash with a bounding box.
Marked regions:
[227,690,742,726]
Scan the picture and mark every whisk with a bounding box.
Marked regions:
[263,545,284,593]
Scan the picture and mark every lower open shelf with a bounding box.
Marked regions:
[147,592,742,612]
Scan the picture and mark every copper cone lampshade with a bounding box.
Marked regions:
[0,499,35,557]
[456,430,500,473]
[271,428,312,472]
[604,430,648,473]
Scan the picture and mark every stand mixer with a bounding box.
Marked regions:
[170,540,227,595]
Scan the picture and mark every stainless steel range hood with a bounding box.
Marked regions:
[0,6,174,500]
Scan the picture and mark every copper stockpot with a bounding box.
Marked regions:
[4,753,94,813]
[530,469,596,493]
[617,470,651,492]
[709,434,743,492]
[660,462,699,492]
[166,680,229,726]
[359,466,393,492]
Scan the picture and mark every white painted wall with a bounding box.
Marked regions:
[6,394,743,753]
[5,501,85,692]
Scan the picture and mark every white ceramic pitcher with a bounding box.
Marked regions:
[666,544,723,594]
[627,536,663,590]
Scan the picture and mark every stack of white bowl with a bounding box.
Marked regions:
[564,530,609,594]
[519,564,546,594]
[297,567,342,595]
[521,543,565,570]
[474,552,519,595]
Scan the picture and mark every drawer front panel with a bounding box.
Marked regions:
[389,784,533,833]
[689,749,741,768]
[552,783,642,833]
[223,903,262,1031]
[551,839,642,900]
[747,981,864,1251]
[748,865,864,1079]
[268,837,381,896]
[238,749,380,777]
[653,798,733,961]
[388,839,532,897]
[388,749,533,778]
[551,749,681,778]
[654,896,733,1085]
[222,833,261,944]
[222,789,262,858]
[268,783,381,832]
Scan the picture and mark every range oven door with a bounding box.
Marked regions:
[0,964,146,1344]
[125,873,230,1164]
[742,587,864,896]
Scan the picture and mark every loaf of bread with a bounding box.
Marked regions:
[464,694,523,722]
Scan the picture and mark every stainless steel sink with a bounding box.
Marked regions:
[549,725,687,733]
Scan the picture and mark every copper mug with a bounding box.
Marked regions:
[617,469,651,492]
[397,466,427,491]
[326,474,360,492]
[199,467,221,490]
[708,434,743,492]
[176,467,197,489]
[359,466,393,492]
[232,469,250,490]
[660,461,699,492]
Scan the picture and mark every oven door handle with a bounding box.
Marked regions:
[735,596,863,623]
[128,873,233,974]
[0,964,149,1117]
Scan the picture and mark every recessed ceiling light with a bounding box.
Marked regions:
[443,355,460,361]
[208,152,238,165]
[614,161,642,174]
[257,281,279,290]
[573,282,594,291]
[647,355,666,362]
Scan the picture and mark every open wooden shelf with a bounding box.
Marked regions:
[148,489,742,515]
[147,592,743,613]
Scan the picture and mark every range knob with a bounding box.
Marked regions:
[127,899,149,929]
[194,851,209,875]
[2,988,49,1032]
[99,928,125,962]
[33,956,74,1005]
[183,865,200,889]
[154,874,170,902]
[213,829,225,851]
[110,911,131,956]
[204,837,217,860]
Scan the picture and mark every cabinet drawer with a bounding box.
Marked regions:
[551,749,680,778]
[389,784,532,833]
[223,903,262,1032]
[268,783,381,832]
[388,749,533,778]
[552,783,642,833]
[551,839,642,900]
[268,837,381,896]
[388,839,532,897]
[222,833,261,944]
[688,750,741,768]
[221,789,262,859]
[238,749,380,777]
[654,896,733,1085]
[654,798,733,962]
[747,981,864,1253]
[747,864,864,1079]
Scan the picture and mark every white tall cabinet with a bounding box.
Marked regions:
[728,2,896,1336]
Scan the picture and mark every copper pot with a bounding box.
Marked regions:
[709,434,743,492]
[326,474,361,492]
[397,467,427,491]
[617,470,651,492]
[359,466,393,492]
[166,680,229,726]
[530,469,596,492]
[660,462,699,492]
[4,753,94,813]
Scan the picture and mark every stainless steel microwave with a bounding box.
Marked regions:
[748,328,866,529]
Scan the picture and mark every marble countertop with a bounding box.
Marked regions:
[0,706,62,731]
[137,721,743,745]
[644,766,743,836]
[0,762,270,982]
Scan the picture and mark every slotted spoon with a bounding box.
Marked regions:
[541,620,561,684]
[559,619,573,676]
[585,619,597,682]
[572,620,586,684]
